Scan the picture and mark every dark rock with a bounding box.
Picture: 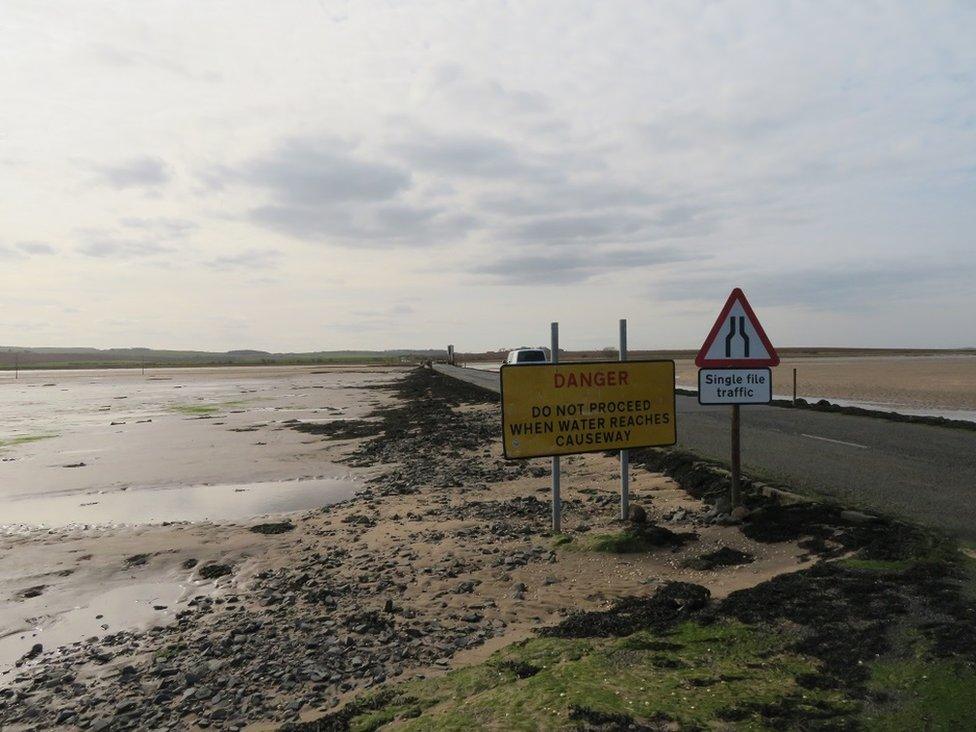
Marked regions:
[198,564,233,580]
[541,582,710,638]
[250,522,295,535]
[683,547,755,571]
[21,643,43,662]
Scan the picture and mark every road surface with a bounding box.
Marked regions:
[434,364,976,541]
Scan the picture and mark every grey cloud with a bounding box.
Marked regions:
[17,241,57,255]
[239,139,410,205]
[374,205,438,229]
[206,249,281,271]
[77,232,172,259]
[0,242,58,259]
[120,217,198,238]
[480,183,657,217]
[72,219,193,261]
[249,203,476,246]
[654,260,974,311]
[641,104,805,152]
[394,132,556,181]
[434,65,550,116]
[473,246,695,285]
[755,264,972,310]
[94,156,171,189]
[514,213,649,243]
[510,205,712,245]
[219,138,457,245]
[479,183,714,244]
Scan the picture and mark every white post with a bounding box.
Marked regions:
[619,319,629,520]
[551,321,561,533]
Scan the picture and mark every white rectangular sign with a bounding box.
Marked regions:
[698,368,771,405]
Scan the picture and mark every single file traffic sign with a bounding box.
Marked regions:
[698,368,772,404]
[695,288,779,367]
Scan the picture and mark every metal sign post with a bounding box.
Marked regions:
[500,320,677,531]
[619,319,629,520]
[696,288,779,508]
[731,404,741,506]
[550,321,560,533]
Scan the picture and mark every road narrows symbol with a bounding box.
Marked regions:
[724,316,750,358]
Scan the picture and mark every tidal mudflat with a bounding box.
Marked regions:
[0,365,389,525]
[0,366,393,677]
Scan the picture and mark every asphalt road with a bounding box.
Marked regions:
[434,364,976,541]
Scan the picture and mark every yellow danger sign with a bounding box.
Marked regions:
[500,361,676,459]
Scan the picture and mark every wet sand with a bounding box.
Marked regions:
[0,365,395,525]
[683,354,976,416]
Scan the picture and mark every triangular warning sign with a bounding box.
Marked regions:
[695,288,779,367]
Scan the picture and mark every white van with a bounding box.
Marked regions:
[505,348,549,365]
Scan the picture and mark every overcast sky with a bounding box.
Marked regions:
[2,1,974,351]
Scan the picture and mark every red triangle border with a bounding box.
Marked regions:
[695,288,780,367]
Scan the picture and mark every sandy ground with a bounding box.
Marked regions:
[675,354,976,413]
[0,367,812,730]
[468,353,976,416]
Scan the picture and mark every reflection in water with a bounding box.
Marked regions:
[0,477,360,528]
[0,581,194,673]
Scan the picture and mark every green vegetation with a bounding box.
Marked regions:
[565,527,690,554]
[153,644,184,663]
[579,530,658,554]
[326,622,855,731]
[170,400,245,415]
[837,557,916,572]
[865,657,976,730]
[0,434,58,449]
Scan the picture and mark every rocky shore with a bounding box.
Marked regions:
[1,368,812,730]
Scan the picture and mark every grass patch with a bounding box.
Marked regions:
[153,644,183,662]
[865,657,976,729]
[837,558,916,572]
[960,552,976,603]
[312,622,852,731]
[583,531,654,553]
[0,434,58,449]
[574,526,693,554]
[551,534,573,548]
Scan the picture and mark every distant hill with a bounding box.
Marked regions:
[0,346,448,370]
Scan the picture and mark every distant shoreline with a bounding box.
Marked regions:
[0,357,409,372]
[458,346,976,363]
[0,346,972,372]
